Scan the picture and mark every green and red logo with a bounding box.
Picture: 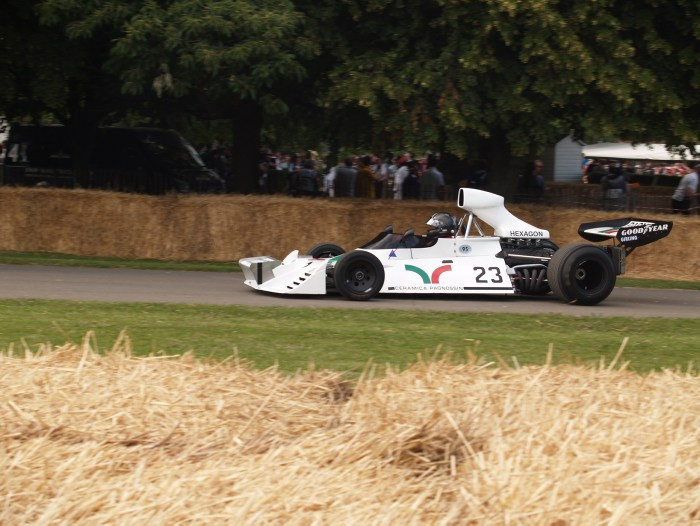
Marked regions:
[404,264,452,284]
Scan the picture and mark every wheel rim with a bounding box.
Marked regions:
[573,259,604,292]
[343,263,375,293]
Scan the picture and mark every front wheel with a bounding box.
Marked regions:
[333,250,385,301]
[306,242,345,259]
[547,243,616,305]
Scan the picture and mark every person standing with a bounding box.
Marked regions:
[468,159,488,188]
[258,160,270,193]
[286,154,301,196]
[334,157,357,197]
[323,164,336,196]
[671,163,699,215]
[374,155,389,198]
[402,160,420,199]
[515,160,545,203]
[355,155,377,198]
[393,157,410,200]
[420,155,445,200]
[385,157,398,197]
[295,159,318,197]
[600,164,628,211]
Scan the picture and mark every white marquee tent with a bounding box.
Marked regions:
[581,142,700,161]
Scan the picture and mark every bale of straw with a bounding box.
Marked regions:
[0,187,697,280]
[1,335,698,523]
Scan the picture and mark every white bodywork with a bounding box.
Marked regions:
[376,236,512,294]
[240,251,329,294]
[457,188,549,238]
[240,188,550,296]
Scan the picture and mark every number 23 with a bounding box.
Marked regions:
[474,266,503,283]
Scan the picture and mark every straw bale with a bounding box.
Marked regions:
[2,335,699,524]
[0,188,697,281]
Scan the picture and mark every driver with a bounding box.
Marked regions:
[426,212,457,237]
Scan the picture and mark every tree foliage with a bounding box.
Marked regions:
[308,0,700,158]
[1,0,699,190]
[0,0,126,128]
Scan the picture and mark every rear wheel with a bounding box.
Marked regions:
[548,243,616,305]
[306,242,345,259]
[333,250,385,301]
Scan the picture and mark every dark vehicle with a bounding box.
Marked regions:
[1,125,225,194]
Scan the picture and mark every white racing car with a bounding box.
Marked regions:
[240,188,672,305]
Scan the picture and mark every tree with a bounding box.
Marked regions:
[92,0,316,192]
[3,0,699,194]
[305,0,700,190]
[2,0,318,192]
[0,0,141,181]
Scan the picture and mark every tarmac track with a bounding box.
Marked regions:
[0,264,697,318]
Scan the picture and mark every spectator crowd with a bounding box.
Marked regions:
[198,143,484,201]
[581,159,696,183]
[196,141,697,214]
[582,158,699,214]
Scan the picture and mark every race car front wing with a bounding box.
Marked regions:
[239,251,329,294]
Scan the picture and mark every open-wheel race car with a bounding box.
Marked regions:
[240,188,672,305]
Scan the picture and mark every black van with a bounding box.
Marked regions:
[1,125,225,194]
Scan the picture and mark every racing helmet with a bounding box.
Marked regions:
[426,212,457,237]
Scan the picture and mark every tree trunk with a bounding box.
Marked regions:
[230,101,263,194]
[476,131,520,199]
[66,109,101,189]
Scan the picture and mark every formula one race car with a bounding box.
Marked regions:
[240,188,672,305]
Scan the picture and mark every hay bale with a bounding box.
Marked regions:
[0,188,697,280]
[1,336,698,523]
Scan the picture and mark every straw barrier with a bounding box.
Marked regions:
[0,187,697,281]
[1,336,698,523]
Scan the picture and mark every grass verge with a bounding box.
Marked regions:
[0,299,696,374]
[0,251,237,272]
[615,277,700,290]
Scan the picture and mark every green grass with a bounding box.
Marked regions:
[615,277,700,290]
[0,251,696,375]
[0,251,238,272]
[0,299,696,374]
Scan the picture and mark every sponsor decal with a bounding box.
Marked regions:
[388,284,512,291]
[509,230,544,237]
[388,249,397,259]
[614,220,672,247]
[405,264,452,284]
[458,244,472,254]
[390,285,466,291]
[623,220,654,227]
[388,264,511,292]
[584,226,619,237]
[619,221,669,236]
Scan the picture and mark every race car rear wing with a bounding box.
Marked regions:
[578,218,673,250]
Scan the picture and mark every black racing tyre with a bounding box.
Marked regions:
[306,242,345,259]
[547,243,616,305]
[333,250,385,301]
